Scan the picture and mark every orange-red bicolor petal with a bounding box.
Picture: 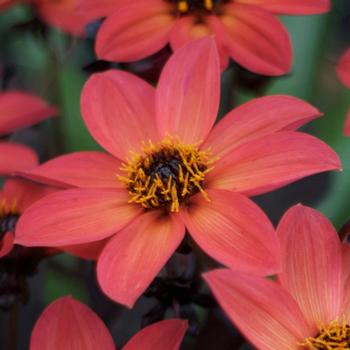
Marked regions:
[0,142,38,175]
[20,152,122,189]
[96,0,173,62]
[337,48,350,89]
[210,3,292,76]
[30,296,115,350]
[81,69,158,161]
[123,319,188,350]
[235,0,330,14]
[204,269,312,350]
[0,91,56,135]
[207,131,341,196]
[277,205,343,327]
[97,211,185,308]
[15,188,142,246]
[181,189,280,275]
[156,37,220,144]
[202,95,321,159]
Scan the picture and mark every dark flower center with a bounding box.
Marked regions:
[0,214,19,238]
[168,0,229,15]
[118,138,213,212]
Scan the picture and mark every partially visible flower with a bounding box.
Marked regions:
[30,295,187,350]
[0,178,52,257]
[336,48,350,136]
[79,0,330,75]
[204,204,350,350]
[0,91,56,175]
[15,38,340,308]
[0,0,90,36]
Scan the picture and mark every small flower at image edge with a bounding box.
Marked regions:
[79,0,330,75]
[30,296,187,350]
[15,38,340,307]
[0,91,56,175]
[204,204,350,350]
[336,48,350,136]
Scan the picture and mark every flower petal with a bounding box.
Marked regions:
[277,205,342,326]
[181,189,280,275]
[81,69,158,160]
[15,188,141,246]
[0,232,14,258]
[0,142,38,175]
[123,319,188,350]
[342,243,350,320]
[337,48,350,89]
[30,296,115,350]
[0,91,56,135]
[2,178,53,212]
[96,0,173,62]
[235,0,330,14]
[209,4,292,76]
[207,131,341,196]
[97,211,185,307]
[202,95,321,159]
[204,269,312,350]
[60,239,109,261]
[76,0,126,21]
[156,37,220,143]
[20,152,122,189]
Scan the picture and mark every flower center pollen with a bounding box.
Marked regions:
[173,0,215,14]
[0,199,19,238]
[303,320,350,349]
[118,138,214,212]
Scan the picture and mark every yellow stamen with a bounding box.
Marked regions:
[204,0,214,10]
[178,0,188,13]
[302,319,350,349]
[117,137,215,212]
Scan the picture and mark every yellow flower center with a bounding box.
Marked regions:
[173,0,216,14]
[118,137,214,212]
[303,320,350,349]
[0,199,19,236]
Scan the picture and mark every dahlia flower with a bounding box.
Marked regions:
[30,296,187,350]
[336,48,350,136]
[0,91,56,174]
[205,204,350,350]
[79,0,330,75]
[16,38,340,307]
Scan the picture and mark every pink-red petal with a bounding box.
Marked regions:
[156,37,220,144]
[0,232,14,258]
[97,211,185,308]
[277,205,343,327]
[181,189,280,275]
[235,0,330,14]
[123,319,188,350]
[20,152,122,189]
[15,188,141,246]
[81,69,158,161]
[0,142,38,175]
[30,296,115,350]
[204,269,312,350]
[0,91,56,135]
[337,48,350,88]
[209,4,292,76]
[60,239,109,261]
[207,131,341,196]
[202,95,321,159]
[96,0,173,62]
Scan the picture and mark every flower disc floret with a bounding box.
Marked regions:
[303,320,350,350]
[174,0,216,14]
[0,199,19,236]
[118,137,213,212]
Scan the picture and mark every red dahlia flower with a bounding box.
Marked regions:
[205,204,350,350]
[0,178,52,258]
[0,91,56,174]
[16,38,340,307]
[336,48,350,136]
[31,296,187,350]
[79,0,330,75]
